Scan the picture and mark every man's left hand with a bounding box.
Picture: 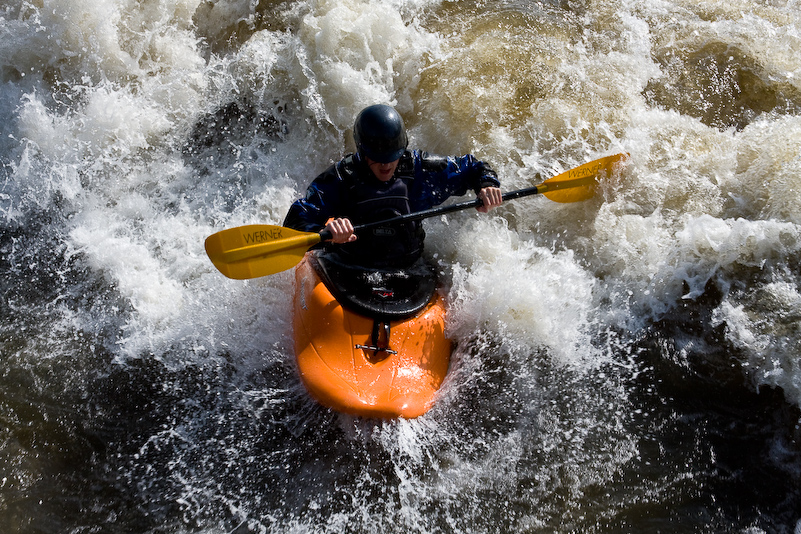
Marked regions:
[477,187,503,213]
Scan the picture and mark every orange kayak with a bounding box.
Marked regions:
[292,251,452,418]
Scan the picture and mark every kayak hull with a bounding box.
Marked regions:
[292,254,451,418]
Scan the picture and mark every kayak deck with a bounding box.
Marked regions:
[292,253,452,418]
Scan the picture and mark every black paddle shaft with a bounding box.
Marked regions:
[318,184,543,241]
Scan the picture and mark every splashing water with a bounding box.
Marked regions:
[1,0,800,532]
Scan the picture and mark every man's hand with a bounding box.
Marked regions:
[477,187,503,213]
[325,218,357,244]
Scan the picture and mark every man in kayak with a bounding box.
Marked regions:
[283,104,502,268]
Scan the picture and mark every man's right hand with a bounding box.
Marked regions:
[325,218,357,244]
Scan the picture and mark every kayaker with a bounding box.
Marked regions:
[283,104,503,268]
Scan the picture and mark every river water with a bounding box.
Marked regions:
[1,0,801,532]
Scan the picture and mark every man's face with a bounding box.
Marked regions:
[366,157,399,182]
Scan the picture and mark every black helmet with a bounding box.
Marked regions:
[353,104,408,163]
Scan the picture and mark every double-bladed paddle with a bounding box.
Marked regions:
[205,152,628,279]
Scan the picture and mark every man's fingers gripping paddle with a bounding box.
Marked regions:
[326,218,357,244]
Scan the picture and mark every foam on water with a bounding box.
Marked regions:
[2,0,801,532]
[435,217,599,366]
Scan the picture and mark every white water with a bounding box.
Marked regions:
[1,0,801,532]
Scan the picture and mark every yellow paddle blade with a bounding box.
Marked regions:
[204,224,323,279]
[538,152,628,203]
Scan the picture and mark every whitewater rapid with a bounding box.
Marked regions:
[1,0,800,532]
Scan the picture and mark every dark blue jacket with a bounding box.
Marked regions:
[283,150,499,266]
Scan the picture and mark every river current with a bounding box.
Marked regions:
[1,0,800,532]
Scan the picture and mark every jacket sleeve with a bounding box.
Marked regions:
[410,150,500,210]
[282,165,344,233]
